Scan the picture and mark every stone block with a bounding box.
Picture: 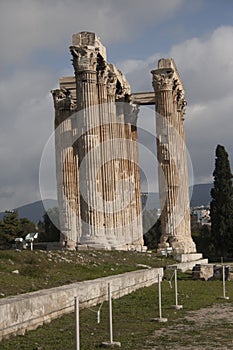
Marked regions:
[227,265,233,281]
[192,264,214,280]
[175,253,203,263]
[72,31,107,60]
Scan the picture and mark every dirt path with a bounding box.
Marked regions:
[145,303,233,349]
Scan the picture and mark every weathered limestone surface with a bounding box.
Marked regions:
[0,268,163,341]
[151,59,196,254]
[192,264,215,280]
[52,32,144,250]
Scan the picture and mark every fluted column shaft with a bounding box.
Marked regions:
[155,86,177,245]
[71,47,107,247]
[52,89,78,249]
[105,76,122,245]
[124,107,144,246]
[97,69,117,245]
[152,63,196,254]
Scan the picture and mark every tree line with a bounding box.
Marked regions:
[0,207,60,249]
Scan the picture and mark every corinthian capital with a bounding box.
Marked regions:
[106,72,117,97]
[51,88,75,111]
[70,46,97,72]
[175,88,187,114]
[97,56,108,84]
[151,68,174,91]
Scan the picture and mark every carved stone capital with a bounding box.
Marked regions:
[116,82,130,100]
[175,88,187,114]
[97,58,108,84]
[106,72,117,98]
[70,46,97,73]
[51,88,75,111]
[151,68,174,91]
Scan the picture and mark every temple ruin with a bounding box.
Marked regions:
[51,31,197,254]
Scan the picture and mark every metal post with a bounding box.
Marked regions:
[219,257,229,300]
[171,269,183,310]
[75,297,80,350]
[174,269,178,306]
[108,283,113,343]
[158,274,162,319]
[222,262,229,300]
[223,263,226,298]
[101,283,121,347]
[152,274,167,322]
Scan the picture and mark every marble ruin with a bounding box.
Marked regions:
[51,31,196,254]
[152,59,196,254]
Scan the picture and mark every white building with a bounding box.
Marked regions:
[191,206,211,225]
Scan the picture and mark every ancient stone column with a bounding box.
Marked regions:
[52,31,145,251]
[70,32,108,248]
[96,64,122,247]
[124,103,144,248]
[51,88,79,249]
[129,108,144,247]
[104,71,122,247]
[151,58,196,254]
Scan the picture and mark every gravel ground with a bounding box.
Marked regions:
[144,303,233,349]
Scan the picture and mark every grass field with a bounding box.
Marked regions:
[1,274,233,350]
[0,249,174,297]
[1,261,233,349]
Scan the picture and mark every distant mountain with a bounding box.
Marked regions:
[0,199,58,224]
[0,183,213,224]
[143,183,213,210]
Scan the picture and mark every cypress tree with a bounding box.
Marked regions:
[210,145,233,257]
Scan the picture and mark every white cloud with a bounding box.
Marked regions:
[118,53,163,92]
[170,26,233,103]
[186,94,233,184]
[0,1,232,212]
[0,0,184,68]
[170,26,233,183]
[120,25,233,185]
[0,68,56,210]
[0,0,187,210]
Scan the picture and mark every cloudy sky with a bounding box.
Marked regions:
[0,0,233,211]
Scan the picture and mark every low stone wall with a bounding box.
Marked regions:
[0,267,163,341]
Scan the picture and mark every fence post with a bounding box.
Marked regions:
[75,297,80,350]
[102,283,121,347]
[152,274,167,323]
[219,258,229,300]
[171,269,183,310]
